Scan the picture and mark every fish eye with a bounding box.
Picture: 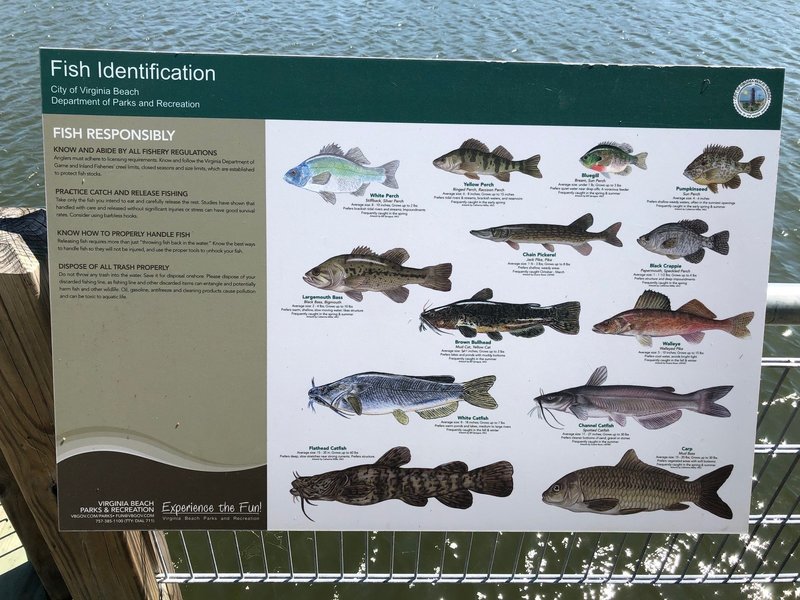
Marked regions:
[289,169,297,177]
[311,268,320,276]
[552,484,561,492]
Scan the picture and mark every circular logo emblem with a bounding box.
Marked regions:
[733,79,771,118]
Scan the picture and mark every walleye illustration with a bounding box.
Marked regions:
[291,446,514,521]
[284,143,399,204]
[433,139,542,181]
[579,142,647,177]
[637,220,729,263]
[592,290,753,346]
[308,372,497,425]
[419,288,580,340]
[532,366,732,430]
[303,246,452,303]
[470,213,622,255]
[683,145,764,193]
[542,449,733,519]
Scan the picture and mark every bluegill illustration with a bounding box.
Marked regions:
[532,366,731,430]
[543,449,733,519]
[291,446,514,521]
[284,143,399,204]
[308,372,497,425]
[419,288,580,340]
[433,139,542,181]
[470,213,622,254]
[579,142,647,177]
[637,220,729,263]
[303,246,452,303]
[683,145,764,193]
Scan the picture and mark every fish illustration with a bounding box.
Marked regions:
[683,145,764,193]
[433,139,542,181]
[284,143,399,204]
[532,366,731,430]
[637,220,729,263]
[592,290,753,346]
[291,446,514,520]
[303,246,452,303]
[579,142,647,177]
[542,449,733,519]
[307,372,497,425]
[419,288,580,340]
[470,213,622,254]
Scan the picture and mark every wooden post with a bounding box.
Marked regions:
[0,208,182,600]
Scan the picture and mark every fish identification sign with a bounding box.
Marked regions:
[40,49,783,533]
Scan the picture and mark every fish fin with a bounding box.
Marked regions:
[617,449,689,479]
[460,138,491,153]
[600,171,611,179]
[392,410,410,425]
[694,386,733,418]
[491,145,513,160]
[696,464,734,519]
[569,405,589,420]
[679,219,709,234]
[319,143,344,156]
[574,243,593,256]
[542,243,555,252]
[664,503,690,511]
[345,395,363,416]
[383,286,410,303]
[380,247,410,264]
[311,172,331,185]
[569,213,594,231]
[610,413,627,427]
[509,324,546,338]
[747,156,765,180]
[421,263,453,292]
[462,375,498,409]
[436,461,469,473]
[660,237,679,249]
[680,331,705,344]
[666,254,681,260]
[380,160,400,189]
[634,290,671,311]
[710,231,730,255]
[635,152,648,170]
[417,402,459,420]
[344,146,370,165]
[506,240,520,250]
[723,175,741,190]
[469,461,514,497]
[724,311,754,338]
[586,498,619,512]
[351,245,377,256]
[723,145,744,161]
[636,335,653,347]
[521,155,542,178]
[610,141,634,153]
[351,182,369,196]
[375,446,411,467]
[635,410,682,429]
[707,183,719,194]
[339,484,374,502]
[487,332,503,341]
[586,366,608,386]
[319,191,337,204]
[464,172,481,180]
[458,325,478,338]
[547,301,581,335]
[618,507,647,515]
[494,172,511,183]
[344,291,364,302]
[685,249,705,264]
[656,386,676,392]
[677,299,716,319]
[402,495,429,507]
[471,288,493,301]
[619,165,632,176]
[436,490,473,509]
[601,222,623,247]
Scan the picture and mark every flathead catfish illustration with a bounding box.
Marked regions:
[284,143,399,204]
[290,446,514,521]
[419,288,580,340]
[303,246,452,303]
[542,449,733,519]
[433,138,541,181]
[308,372,497,425]
[683,144,764,193]
[592,290,753,346]
[470,213,622,254]
[532,366,732,430]
[637,220,729,263]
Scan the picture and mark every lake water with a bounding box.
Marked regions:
[1,1,798,598]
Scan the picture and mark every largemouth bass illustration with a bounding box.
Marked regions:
[542,449,733,519]
[637,220,729,263]
[303,246,452,303]
[433,138,542,181]
[592,290,753,346]
[683,144,764,193]
[308,372,497,425]
[470,213,622,254]
[419,288,580,340]
[291,446,514,521]
[284,143,399,204]
[532,365,731,430]
[579,142,647,177]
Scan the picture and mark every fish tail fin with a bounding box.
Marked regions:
[724,311,754,338]
[469,461,514,497]
[421,263,453,292]
[693,385,732,418]
[635,152,648,170]
[461,375,497,409]
[747,156,765,180]
[520,155,542,178]
[696,464,733,519]
[380,160,400,188]
[709,230,730,255]
[601,222,624,247]
[546,301,581,335]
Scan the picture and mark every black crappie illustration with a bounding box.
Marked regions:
[433,139,541,181]
[579,142,647,177]
[683,145,764,193]
[637,220,729,263]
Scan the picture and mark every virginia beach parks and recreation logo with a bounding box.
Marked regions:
[733,79,771,118]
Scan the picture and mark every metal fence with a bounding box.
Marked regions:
[151,356,800,585]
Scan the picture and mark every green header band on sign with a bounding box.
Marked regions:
[40,48,784,130]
